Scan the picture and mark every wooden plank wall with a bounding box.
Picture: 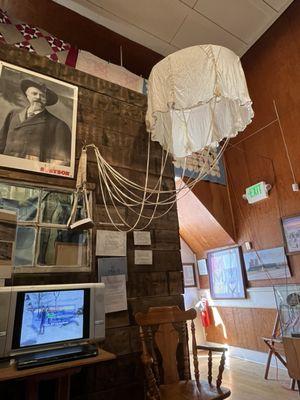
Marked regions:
[204,1,300,350]
[0,44,183,399]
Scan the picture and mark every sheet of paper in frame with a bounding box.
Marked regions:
[101,274,127,313]
[133,231,151,245]
[96,230,127,256]
[197,259,208,275]
[134,250,153,265]
[98,257,128,279]
[183,264,196,287]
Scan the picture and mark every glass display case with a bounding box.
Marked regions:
[274,284,300,337]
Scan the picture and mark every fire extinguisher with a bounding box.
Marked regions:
[196,298,211,327]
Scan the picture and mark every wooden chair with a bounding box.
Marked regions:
[262,312,287,380]
[262,311,297,390]
[283,336,300,395]
[135,306,231,400]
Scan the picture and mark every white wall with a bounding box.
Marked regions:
[180,238,206,344]
[199,286,277,309]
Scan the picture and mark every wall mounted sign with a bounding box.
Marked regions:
[98,257,127,280]
[133,231,151,246]
[134,250,153,265]
[96,230,127,256]
[243,181,270,204]
[101,274,127,313]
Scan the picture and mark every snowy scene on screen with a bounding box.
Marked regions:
[19,289,85,347]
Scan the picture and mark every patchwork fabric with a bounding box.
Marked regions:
[0,9,78,67]
[0,10,10,24]
[0,8,147,94]
[15,24,43,40]
[14,40,35,53]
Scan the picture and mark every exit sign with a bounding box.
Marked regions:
[245,182,269,204]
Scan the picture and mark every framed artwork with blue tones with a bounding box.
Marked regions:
[207,246,247,299]
[243,246,291,281]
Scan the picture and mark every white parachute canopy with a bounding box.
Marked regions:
[146,44,254,160]
[70,45,254,232]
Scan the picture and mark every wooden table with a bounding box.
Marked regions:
[0,348,116,400]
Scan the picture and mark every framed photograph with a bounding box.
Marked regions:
[243,246,291,281]
[183,263,196,287]
[0,61,78,178]
[197,258,208,276]
[281,214,300,254]
[207,246,247,299]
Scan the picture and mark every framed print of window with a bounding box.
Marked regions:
[0,180,91,273]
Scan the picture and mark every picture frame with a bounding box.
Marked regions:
[207,246,247,299]
[0,61,78,178]
[183,263,196,287]
[243,246,291,281]
[281,214,300,254]
[197,258,208,276]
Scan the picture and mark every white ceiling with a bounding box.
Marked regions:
[53,0,293,57]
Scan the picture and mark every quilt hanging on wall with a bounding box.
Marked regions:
[0,9,147,95]
[0,9,78,66]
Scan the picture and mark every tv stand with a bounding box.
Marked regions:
[16,343,98,370]
[0,346,115,400]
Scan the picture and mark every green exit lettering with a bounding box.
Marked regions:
[248,184,262,198]
[245,182,268,204]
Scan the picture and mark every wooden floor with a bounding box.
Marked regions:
[197,354,298,400]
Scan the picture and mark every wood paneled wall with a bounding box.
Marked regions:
[177,180,235,260]
[0,0,163,77]
[184,177,236,286]
[226,0,300,287]
[205,1,300,351]
[0,44,182,399]
[206,307,278,353]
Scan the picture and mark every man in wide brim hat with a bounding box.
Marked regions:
[20,78,58,106]
[0,76,71,166]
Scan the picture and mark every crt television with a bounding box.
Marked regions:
[0,283,105,358]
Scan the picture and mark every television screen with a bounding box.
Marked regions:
[12,289,90,349]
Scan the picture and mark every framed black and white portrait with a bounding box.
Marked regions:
[0,61,78,178]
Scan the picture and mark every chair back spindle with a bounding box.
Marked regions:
[139,326,161,400]
[208,350,213,385]
[191,319,200,383]
[217,351,226,388]
[182,321,191,381]
[147,326,160,385]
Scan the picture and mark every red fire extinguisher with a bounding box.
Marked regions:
[199,298,211,327]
